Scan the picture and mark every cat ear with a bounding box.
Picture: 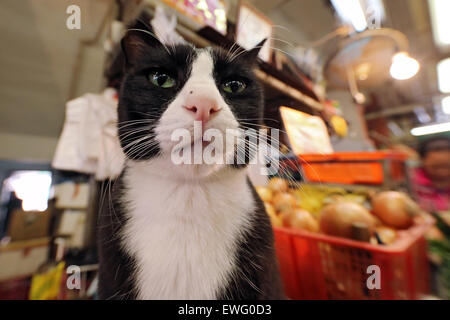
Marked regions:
[243,38,267,62]
[121,29,164,67]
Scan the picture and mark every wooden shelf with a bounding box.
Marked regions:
[0,237,50,252]
[254,69,323,111]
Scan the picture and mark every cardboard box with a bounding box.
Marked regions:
[0,237,50,281]
[54,182,90,209]
[57,210,87,248]
[7,208,52,241]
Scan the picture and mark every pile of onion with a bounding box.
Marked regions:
[320,201,377,239]
[255,186,273,202]
[371,191,420,229]
[264,203,282,227]
[281,209,319,232]
[272,193,296,212]
[268,177,289,193]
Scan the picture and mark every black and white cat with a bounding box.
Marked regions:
[97,29,284,300]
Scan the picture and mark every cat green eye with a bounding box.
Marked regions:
[222,80,246,93]
[148,71,176,88]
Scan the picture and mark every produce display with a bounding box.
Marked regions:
[256,177,428,245]
[281,208,319,232]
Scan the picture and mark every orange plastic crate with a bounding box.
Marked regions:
[274,220,432,300]
[295,151,408,185]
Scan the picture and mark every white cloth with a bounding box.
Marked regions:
[52,88,125,180]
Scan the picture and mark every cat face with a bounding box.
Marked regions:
[118,30,264,176]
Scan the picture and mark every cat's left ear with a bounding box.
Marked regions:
[121,29,164,68]
[243,38,267,63]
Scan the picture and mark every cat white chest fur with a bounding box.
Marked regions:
[121,161,255,299]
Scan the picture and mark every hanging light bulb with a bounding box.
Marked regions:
[390,52,420,80]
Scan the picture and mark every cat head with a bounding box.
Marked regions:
[118,30,265,178]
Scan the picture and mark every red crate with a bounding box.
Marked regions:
[0,276,31,300]
[291,151,409,185]
[274,219,432,300]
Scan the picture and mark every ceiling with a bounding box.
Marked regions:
[247,0,449,135]
[0,0,111,138]
[0,0,448,145]
[246,0,337,47]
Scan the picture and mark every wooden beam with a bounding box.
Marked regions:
[365,103,424,119]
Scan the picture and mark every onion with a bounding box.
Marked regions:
[272,192,296,212]
[320,202,376,239]
[268,177,289,193]
[425,226,445,241]
[281,209,319,232]
[265,203,282,227]
[375,226,397,245]
[371,191,419,229]
[255,186,273,202]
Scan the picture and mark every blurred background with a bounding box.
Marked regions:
[0,0,448,300]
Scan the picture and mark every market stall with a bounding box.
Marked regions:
[0,0,448,301]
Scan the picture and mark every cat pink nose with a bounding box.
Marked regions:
[183,99,221,122]
[184,101,220,122]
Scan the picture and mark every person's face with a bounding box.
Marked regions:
[423,150,450,183]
